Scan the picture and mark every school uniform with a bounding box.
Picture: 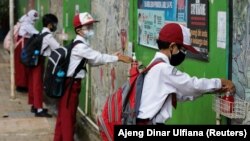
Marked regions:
[15,36,29,89]
[137,52,222,124]
[54,35,118,141]
[15,15,38,90]
[28,27,60,110]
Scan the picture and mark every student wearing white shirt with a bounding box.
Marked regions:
[53,12,132,141]
[29,13,61,117]
[15,9,39,93]
[136,23,236,125]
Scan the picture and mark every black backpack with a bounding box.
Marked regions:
[21,32,49,67]
[43,40,87,99]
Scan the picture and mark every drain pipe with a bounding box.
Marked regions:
[216,112,221,125]
[77,107,99,131]
[78,65,99,131]
[9,0,15,99]
[85,65,89,114]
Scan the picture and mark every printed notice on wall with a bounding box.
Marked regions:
[187,0,209,61]
[138,9,165,49]
[137,0,209,61]
[138,0,188,49]
[217,11,226,49]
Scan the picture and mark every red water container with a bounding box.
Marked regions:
[221,92,234,113]
[129,53,139,81]
[129,61,139,77]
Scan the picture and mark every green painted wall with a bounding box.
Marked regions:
[15,0,28,22]
[16,0,50,30]
[129,0,229,124]
[34,0,50,30]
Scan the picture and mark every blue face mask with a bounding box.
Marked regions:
[170,50,186,66]
[83,29,94,39]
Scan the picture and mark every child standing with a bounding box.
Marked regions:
[29,13,61,117]
[15,9,39,92]
[53,12,132,141]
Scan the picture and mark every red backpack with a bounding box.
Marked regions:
[97,59,164,141]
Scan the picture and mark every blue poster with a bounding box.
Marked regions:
[138,0,188,48]
[139,0,187,22]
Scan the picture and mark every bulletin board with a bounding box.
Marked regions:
[137,0,209,61]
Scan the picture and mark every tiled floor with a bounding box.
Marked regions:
[0,45,56,141]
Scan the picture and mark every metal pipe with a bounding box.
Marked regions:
[216,112,221,125]
[77,107,99,131]
[85,65,90,114]
[9,0,15,99]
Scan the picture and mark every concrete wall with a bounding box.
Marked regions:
[76,0,131,140]
[89,0,130,121]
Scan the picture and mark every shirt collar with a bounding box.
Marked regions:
[152,52,170,64]
[42,27,52,34]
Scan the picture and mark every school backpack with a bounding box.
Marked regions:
[20,32,49,67]
[97,59,164,141]
[3,22,21,51]
[43,40,87,99]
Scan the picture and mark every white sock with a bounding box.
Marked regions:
[37,108,43,113]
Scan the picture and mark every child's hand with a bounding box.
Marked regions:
[117,54,133,63]
[219,79,236,94]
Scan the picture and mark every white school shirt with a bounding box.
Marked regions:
[18,15,39,38]
[137,52,221,123]
[40,27,61,56]
[67,35,118,78]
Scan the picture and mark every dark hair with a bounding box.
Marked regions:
[42,13,58,27]
[156,39,182,50]
[156,39,171,50]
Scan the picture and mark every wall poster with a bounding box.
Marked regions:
[138,0,209,61]
[187,0,209,61]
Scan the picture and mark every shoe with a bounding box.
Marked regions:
[35,110,52,118]
[31,106,48,113]
[31,106,36,113]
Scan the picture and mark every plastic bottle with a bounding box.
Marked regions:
[33,50,40,66]
[221,92,234,113]
[56,70,65,77]
[132,52,136,61]
[56,70,65,84]
[131,52,138,69]
[55,70,65,96]
[129,52,139,79]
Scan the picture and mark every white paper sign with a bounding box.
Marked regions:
[217,11,227,49]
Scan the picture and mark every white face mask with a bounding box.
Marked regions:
[83,29,94,39]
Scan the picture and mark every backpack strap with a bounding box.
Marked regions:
[135,58,165,115]
[40,32,50,37]
[37,32,50,53]
[139,58,178,125]
[66,40,87,107]
[141,58,165,74]
[64,40,87,78]
[135,58,165,121]
[38,32,50,44]
[71,40,87,78]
